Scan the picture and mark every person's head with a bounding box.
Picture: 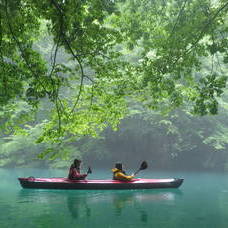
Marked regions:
[115,162,123,170]
[74,159,82,168]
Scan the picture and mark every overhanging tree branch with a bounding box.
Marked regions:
[50,0,85,117]
[170,1,228,71]
[4,0,51,97]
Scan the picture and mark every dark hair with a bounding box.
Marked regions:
[74,159,81,167]
[115,163,123,170]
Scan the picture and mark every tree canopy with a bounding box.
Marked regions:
[0,0,228,143]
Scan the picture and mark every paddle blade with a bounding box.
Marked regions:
[87,167,92,174]
[140,161,148,170]
[133,161,148,176]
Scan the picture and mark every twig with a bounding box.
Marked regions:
[90,84,95,109]
[50,0,85,116]
[169,0,188,39]
[185,1,228,55]
[169,1,228,72]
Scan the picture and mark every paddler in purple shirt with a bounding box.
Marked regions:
[68,159,88,180]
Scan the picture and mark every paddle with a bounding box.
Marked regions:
[133,161,148,176]
[87,166,92,175]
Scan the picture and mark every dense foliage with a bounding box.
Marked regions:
[2,103,228,171]
[0,0,228,168]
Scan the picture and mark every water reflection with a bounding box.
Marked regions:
[67,194,91,219]
[112,192,150,224]
[65,189,182,222]
[112,190,181,216]
[17,188,183,227]
[6,170,228,228]
[18,189,182,221]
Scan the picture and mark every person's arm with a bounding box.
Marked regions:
[73,169,87,179]
[116,172,134,181]
[80,173,87,178]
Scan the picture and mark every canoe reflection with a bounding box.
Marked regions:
[18,189,182,223]
[66,190,182,220]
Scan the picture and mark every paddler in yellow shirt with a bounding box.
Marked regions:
[112,163,134,181]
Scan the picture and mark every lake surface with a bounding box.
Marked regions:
[1,168,228,228]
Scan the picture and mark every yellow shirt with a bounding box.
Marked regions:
[112,168,134,181]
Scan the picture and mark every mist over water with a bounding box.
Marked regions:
[1,168,228,228]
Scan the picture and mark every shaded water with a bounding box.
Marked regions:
[1,168,228,228]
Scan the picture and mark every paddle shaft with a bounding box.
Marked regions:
[133,161,148,176]
[134,169,141,176]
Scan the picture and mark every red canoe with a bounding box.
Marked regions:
[18,177,184,190]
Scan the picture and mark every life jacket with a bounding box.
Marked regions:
[112,168,133,181]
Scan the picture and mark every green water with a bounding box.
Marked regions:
[1,168,228,228]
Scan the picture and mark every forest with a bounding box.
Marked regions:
[0,0,228,171]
